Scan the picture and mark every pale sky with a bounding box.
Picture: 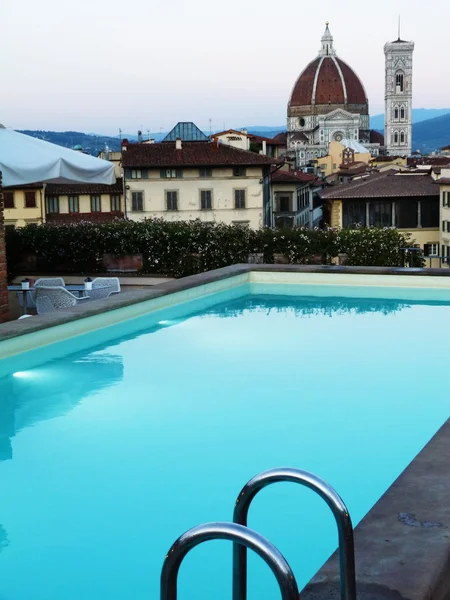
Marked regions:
[2,0,449,135]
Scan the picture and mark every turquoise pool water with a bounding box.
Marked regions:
[0,282,450,600]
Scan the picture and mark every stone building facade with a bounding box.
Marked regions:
[0,172,9,322]
[287,24,381,166]
[384,37,414,156]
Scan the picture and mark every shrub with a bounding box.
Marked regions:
[5,219,422,281]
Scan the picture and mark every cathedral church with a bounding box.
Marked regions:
[286,23,413,164]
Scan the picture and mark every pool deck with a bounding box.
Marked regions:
[1,263,450,599]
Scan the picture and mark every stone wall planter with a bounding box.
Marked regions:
[103,253,143,273]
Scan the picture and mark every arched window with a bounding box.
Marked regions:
[394,132,399,144]
[400,132,405,144]
[400,107,405,120]
[396,72,404,92]
[394,106,399,119]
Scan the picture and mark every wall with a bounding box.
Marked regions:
[126,167,265,229]
[439,180,450,265]
[0,176,9,322]
[3,187,44,227]
[55,193,123,214]
[212,133,250,151]
[317,141,371,177]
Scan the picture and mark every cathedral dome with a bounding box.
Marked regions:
[288,24,368,116]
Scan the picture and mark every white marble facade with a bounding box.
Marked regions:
[384,39,414,156]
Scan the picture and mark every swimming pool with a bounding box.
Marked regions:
[1,275,450,600]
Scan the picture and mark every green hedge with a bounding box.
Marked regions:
[5,219,420,280]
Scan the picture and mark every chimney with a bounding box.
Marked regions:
[121,138,128,151]
[241,128,248,135]
[138,130,143,143]
[175,137,182,150]
[262,140,267,155]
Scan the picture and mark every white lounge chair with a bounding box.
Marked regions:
[35,286,90,315]
[87,277,121,301]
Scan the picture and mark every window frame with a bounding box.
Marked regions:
[199,168,213,178]
[68,195,79,213]
[234,188,246,209]
[166,190,178,211]
[131,191,144,212]
[110,194,121,212]
[46,196,60,214]
[233,166,246,177]
[24,190,37,208]
[3,191,14,209]
[200,189,212,210]
[90,195,102,213]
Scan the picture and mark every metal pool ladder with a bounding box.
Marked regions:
[160,467,356,600]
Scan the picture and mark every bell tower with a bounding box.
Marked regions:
[384,27,414,156]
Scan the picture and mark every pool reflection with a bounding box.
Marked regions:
[0,353,123,461]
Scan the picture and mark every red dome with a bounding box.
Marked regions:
[289,55,368,108]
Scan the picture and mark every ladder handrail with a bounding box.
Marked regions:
[232,467,356,600]
[160,521,299,600]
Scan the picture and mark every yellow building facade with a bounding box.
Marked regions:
[438,168,450,265]
[317,141,371,177]
[2,185,45,227]
[125,167,266,229]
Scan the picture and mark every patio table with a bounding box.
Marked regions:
[8,284,110,315]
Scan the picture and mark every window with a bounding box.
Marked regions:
[199,168,212,178]
[442,220,450,233]
[400,132,405,144]
[3,191,14,208]
[394,107,399,120]
[400,107,405,120]
[161,168,182,179]
[443,191,450,207]
[110,195,121,211]
[24,191,36,208]
[278,196,291,213]
[90,195,101,212]
[68,195,79,213]
[420,198,439,228]
[166,191,178,210]
[200,190,212,210]
[394,132,399,144]
[46,196,59,214]
[343,201,367,227]
[424,243,439,257]
[234,189,246,209]
[131,191,143,211]
[233,166,246,177]
[396,72,404,92]
[370,202,392,227]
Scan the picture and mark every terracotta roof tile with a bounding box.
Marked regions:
[46,178,123,196]
[320,172,439,199]
[271,170,315,183]
[121,141,279,168]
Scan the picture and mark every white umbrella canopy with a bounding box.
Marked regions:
[0,125,115,187]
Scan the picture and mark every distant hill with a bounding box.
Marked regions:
[18,130,122,155]
[17,110,450,156]
[370,108,450,131]
[412,113,450,153]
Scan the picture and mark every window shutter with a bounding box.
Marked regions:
[423,244,429,257]
[176,169,183,179]
[160,169,166,179]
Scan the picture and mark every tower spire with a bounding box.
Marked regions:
[398,15,401,41]
[319,21,336,56]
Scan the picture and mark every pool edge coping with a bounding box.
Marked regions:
[302,417,450,600]
[3,264,450,345]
